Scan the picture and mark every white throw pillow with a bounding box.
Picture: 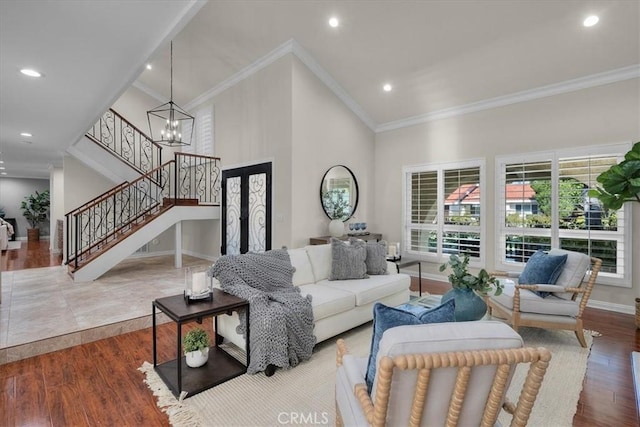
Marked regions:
[304,244,332,282]
[288,248,316,286]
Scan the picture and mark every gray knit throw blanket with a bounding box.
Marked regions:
[209,249,316,374]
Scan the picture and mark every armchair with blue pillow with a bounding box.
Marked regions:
[486,248,602,347]
[335,302,551,427]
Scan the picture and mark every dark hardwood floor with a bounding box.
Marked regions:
[0,240,63,271]
[1,242,638,426]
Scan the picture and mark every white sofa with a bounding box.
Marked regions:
[212,244,411,351]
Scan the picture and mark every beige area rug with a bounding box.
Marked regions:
[140,324,595,427]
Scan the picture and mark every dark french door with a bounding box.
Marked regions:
[221,162,272,255]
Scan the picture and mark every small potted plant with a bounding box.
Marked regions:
[439,254,503,321]
[183,327,210,368]
[20,189,50,241]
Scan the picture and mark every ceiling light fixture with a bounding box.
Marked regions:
[146,64,152,70]
[20,132,32,137]
[329,17,339,28]
[147,41,193,147]
[0,167,5,170]
[1,172,6,176]
[583,15,599,27]
[383,83,392,92]
[20,68,42,77]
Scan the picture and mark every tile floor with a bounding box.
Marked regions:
[0,255,211,364]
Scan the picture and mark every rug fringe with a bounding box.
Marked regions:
[138,361,203,427]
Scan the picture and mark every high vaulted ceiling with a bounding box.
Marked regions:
[1,0,639,179]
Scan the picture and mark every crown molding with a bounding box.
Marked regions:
[132,81,166,103]
[376,64,640,133]
[290,40,377,131]
[181,38,377,131]
[184,39,295,110]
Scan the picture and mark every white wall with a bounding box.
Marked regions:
[291,57,375,248]
[373,78,640,310]
[63,156,113,213]
[49,167,64,253]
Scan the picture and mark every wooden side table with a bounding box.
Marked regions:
[152,289,250,398]
[309,233,382,245]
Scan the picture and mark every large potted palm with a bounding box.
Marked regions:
[20,190,50,241]
[589,141,640,326]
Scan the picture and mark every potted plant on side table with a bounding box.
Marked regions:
[20,190,50,241]
[439,254,503,321]
[184,327,210,368]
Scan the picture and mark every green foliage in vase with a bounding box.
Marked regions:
[589,141,640,211]
[439,254,503,296]
[20,190,50,229]
[322,189,351,220]
[183,327,210,353]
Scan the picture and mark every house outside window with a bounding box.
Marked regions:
[404,159,485,264]
[495,143,632,287]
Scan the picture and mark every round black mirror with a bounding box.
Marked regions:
[320,165,359,221]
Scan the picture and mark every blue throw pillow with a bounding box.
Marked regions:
[364,299,456,394]
[519,250,568,298]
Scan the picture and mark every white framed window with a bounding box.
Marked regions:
[183,105,214,155]
[495,143,632,287]
[403,159,486,265]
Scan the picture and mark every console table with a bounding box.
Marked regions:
[309,233,382,245]
[152,289,250,398]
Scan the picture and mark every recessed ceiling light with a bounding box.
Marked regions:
[20,132,32,137]
[146,64,152,70]
[0,167,5,170]
[20,68,42,78]
[383,83,393,92]
[329,17,339,28]
[583,15,599,27]
[1,172,7,176]
[0,160,3,164]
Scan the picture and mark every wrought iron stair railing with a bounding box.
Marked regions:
[65,152,220,270]
[86,108,162,175]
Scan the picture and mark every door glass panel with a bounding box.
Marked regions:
[226,177,241,255]
[248,173,266,252]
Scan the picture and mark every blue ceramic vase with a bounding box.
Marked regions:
[441,288,487,321]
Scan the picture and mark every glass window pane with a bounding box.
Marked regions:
[558,156,619,231]
[560,238,618,274]
[411,171,437,224]
[443,167,480,226]
[443,231,480,259]
[410,229,437,253]
[504,235,551,264]
[505,161,551,229]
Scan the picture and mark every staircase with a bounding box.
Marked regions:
[65,109,221,281]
